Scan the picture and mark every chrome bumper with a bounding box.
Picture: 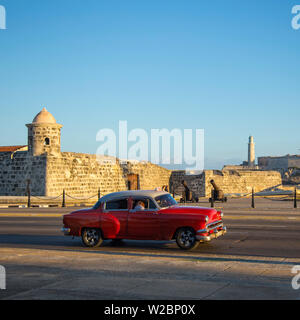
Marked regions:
[196,226,227,242]
[61,227,71,236]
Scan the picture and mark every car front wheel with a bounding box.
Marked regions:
[82,228,103,248]
[176,228,199,251]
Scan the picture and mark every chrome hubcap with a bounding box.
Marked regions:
[179,230,195,247]
[86,229,99,245]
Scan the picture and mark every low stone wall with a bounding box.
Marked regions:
[204,170,282,197]
[170,170,282,198]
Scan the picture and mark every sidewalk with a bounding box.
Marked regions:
[0,196,97,208]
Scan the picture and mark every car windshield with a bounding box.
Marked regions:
[155,194,177,208]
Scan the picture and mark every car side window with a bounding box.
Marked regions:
[132,198,157,210]
[106,199,128,210]
[148,199,157,209]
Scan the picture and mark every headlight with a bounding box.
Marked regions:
[220,212,224,218]
[205,216,209,223]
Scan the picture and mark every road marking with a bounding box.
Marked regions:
[228,231,249,234]
[224,215,300,221]
[230,224,288,228]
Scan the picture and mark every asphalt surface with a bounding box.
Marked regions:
[0,198,300,300]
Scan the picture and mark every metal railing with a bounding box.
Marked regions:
[26,188,102,208]
[23,185,300,209]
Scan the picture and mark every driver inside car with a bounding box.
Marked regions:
[134,201,145,211]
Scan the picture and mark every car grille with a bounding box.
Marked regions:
[207,220,223,232]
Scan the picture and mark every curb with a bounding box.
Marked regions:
[0,205,28,208]
[0,205,52,209]
[0,204,89,209]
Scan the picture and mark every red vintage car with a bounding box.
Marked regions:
[62,190,227,250]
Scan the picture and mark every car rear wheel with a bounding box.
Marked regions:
[82,228,103,248]
[176,228,199,251]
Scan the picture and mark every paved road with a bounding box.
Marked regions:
[0,198,300,300]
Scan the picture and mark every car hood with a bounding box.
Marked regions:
[161,205,219,222]
[64,208,92,217]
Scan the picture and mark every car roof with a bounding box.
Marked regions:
[100,190,169,202]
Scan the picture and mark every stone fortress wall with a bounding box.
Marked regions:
[0,152,47,196]
[0,108,171,197]
[170,169,282,198]
[0,108,283,199]
[46,153,171,197]
[203,170,282,197]
[169,136,282,198]
[0,150,283,197]
[0,152,171,198]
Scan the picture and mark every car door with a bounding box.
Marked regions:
[104,198,129,237]
[127,197,160,240]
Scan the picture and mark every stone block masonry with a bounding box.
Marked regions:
[124,161,171,191]
[0,152,171,197]
[204,170,282,197]
[0,152,47,196]
[45,153,171,197]
[46,153,126,197]
[170,170,282,198]
[0,150,281,198]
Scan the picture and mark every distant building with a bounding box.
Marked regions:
[258,155,300,184]
[258,155,300,171]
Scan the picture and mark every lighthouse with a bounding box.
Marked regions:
[248,136,255,168]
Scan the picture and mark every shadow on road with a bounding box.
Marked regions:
[0,234,298,266]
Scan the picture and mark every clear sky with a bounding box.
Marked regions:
[0,0,299,169]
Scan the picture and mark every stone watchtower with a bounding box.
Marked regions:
[26,108,63,157]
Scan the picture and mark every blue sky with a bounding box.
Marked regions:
[0,0,299,169]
